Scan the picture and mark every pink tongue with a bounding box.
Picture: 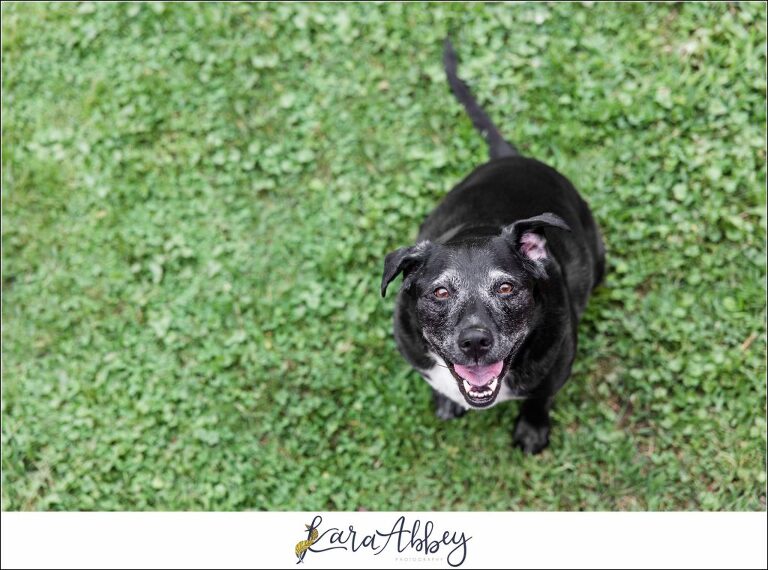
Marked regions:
[454,361,503,387]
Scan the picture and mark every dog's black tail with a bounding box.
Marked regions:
[443,38,518,159]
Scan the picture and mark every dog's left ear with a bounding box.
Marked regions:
[502,213,570,276]
[381,241,433,297]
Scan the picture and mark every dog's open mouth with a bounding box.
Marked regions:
[447,359,508,407]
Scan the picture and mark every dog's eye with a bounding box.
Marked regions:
[497,282,514,295]
[434,287,450,299]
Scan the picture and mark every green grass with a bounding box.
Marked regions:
[2,2,766,511]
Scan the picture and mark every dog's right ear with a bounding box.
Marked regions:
[381,241,433,297]
[501,212,571,279]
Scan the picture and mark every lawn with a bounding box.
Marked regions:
[1,2,766,511]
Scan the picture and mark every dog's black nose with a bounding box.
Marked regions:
[458,328,493,360]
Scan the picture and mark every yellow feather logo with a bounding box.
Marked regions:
[295,524,319,563]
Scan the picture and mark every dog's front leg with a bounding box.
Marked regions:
[513,396,554,454]
[432,389,467,421]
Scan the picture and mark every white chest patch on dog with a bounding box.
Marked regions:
[420,352,523,410]
[421,360,468,409]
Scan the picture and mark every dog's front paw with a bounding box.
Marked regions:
[433,392,467,421]
[513,415,550,454]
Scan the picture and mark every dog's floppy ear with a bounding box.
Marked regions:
[381,241,433,297]
[501,213,570,277]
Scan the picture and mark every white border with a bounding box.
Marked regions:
[1,512,766,569]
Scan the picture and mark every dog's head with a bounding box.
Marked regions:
[381,213,570,408]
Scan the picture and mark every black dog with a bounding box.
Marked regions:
[381,40,605,454]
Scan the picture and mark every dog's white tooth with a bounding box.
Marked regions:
[489,378,497,390]
[463,380,471,392]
